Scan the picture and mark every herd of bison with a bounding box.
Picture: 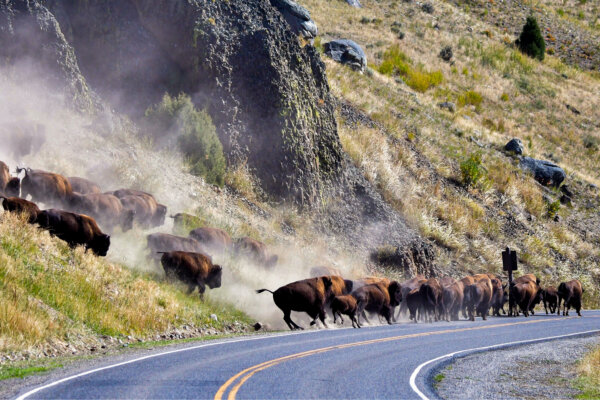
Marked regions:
[0,160,586,330]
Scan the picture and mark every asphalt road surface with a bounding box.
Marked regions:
[15,311,600,400]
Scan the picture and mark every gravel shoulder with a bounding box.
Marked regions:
[435,334,600,400]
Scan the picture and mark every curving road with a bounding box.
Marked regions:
[15,311,600,400]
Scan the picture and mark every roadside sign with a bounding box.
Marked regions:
[502,247,518,272]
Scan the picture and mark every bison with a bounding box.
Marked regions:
[442,280,464,322]
[68,177,101,194]
[234,237,278,268]
[406,288,422,323]
[0,196,40,223]
[419,278,443,322]
[257,276,333,330]
[35,209,110,256]
[353,281,401,325]
[69,192,134,232]
[18,168,73,207]
[509,280,539,317]
[557,280,584,317]
[146,233,207,258]
[490,278,508,317]
[398,275,426,319]
[0,161,20,197]
[541,286,560,315]
[464,278,493,321]
[188,227,233,253]
[160,251,222,298]
[331,295,359,328]
[110,189,166,228]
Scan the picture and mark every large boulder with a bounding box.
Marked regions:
[42,0,343,204]
[270,0,317,41]
[520,157,566,187]
[0,0,94,112]
[505,138,524,155]
[324,39,367,72]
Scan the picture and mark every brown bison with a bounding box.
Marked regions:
[331,295,359,328]
[111,189,166,227]
[188,227,233,253]
[353,281,401,325]
[257,276,333,330]
[234,237,278,268]
[459,276,476,318]
[18,168,73,207]
[398,275,426,319]
[1,121,46,158]
[541,286,560,315]
[464,278,493,321]
[442,280,464,322]
[69,193,134,232]
[36,209,110,256]
[514,273,540,285]
[160,251,222,297]
[509,280,539,317]
[68,177,101,194]
[557,280,584,316]
[419,278,443,322]
[406,288,422,322]
[146,233,207,258]
[490,278,508,317]
[0,196,40,223]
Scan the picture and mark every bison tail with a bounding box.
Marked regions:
[256,288,274,294]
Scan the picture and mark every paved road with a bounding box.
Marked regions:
[15,311,600,400]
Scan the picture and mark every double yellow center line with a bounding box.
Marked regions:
[214,318,573,400]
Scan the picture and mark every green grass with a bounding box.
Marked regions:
[434,373,445,383]
[0,361,63,380]
[378,45,443,92]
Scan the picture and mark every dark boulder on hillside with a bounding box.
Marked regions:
[0,0,94,112]
[505,138,524,155]
[324,39,367,72]
[270,0,318,41]
[346,0,362,7]
[520,157,566,187]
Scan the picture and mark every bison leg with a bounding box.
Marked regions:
[319,309,328,328]
[351,314,360,329]
[283,310,303,331]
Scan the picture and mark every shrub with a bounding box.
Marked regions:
[516,16,545,61]
[500,93,509,102]
[145,93,226,186]
[378,45,443,92]
[458,90,483,108]
[460,152,486,187]
[547,200,561,218]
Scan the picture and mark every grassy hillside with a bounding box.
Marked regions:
[0,213,251,361]
[302,0,600,305]
[576,346,600,398]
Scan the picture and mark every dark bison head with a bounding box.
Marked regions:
[207,265,223,289]
[90,234,110,257]
[6,177,20,197]
[152,204,167,227]
[389,281,402,306]
[344,279,354,295]
[68,193,94,213]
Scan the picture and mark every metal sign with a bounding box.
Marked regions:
[502,247,518,272]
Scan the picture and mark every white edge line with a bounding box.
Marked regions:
[14,329,326,400]
[409,329,600,400]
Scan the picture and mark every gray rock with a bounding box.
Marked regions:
[505,138,524,155]
[438,101,455,113]
[324,39,367,72]
[520,157,566,187]
[210,314,218,322]
[270,0,317,40]
[346,0,362,7]
[439,46,453,62]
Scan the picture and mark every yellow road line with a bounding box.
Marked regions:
[214,317,576,400]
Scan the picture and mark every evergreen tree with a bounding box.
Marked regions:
[517,16,546,61]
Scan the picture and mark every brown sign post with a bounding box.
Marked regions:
[502,247,518,312]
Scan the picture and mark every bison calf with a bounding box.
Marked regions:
[331,295,360,328]
[541,286,560,315]
[160,251,222,298]
[257,276,333,330]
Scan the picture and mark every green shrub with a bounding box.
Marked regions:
[516,16,545,61]
[458,90,483,108]
[378,45,443,92]
[500,93,509,102]
[547,200,561,218]
[460,152,486,187]
[145,93,226,186]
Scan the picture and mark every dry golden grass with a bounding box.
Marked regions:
[576,346,600,399]
[0,213,251,355]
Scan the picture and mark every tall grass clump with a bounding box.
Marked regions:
[145,93,226,186]
[378,45,443,92]
[460,152,486,187]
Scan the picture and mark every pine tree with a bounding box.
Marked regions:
[517,16,546,61]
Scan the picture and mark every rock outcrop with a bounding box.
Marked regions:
[324,39,367,72]
[520,157,566,187]
[505,138,524,155]
[270,0,318,42]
